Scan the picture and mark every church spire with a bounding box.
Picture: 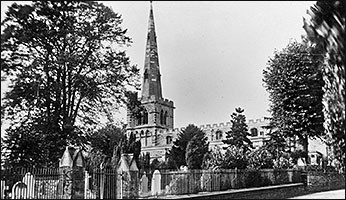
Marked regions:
[141,1,162,99]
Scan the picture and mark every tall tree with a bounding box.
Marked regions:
[222,107,253,152]
[167,124,207,169]
[303,1,345,171]
[86,124,124,170]
[263,40,325,161]
[1,1,140,167]
[185,130,209,169]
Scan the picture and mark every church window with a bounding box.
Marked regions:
[166,136,172,145]
[164,111,168,125]
[143,109,148,124]
[145,130,149,146]
[144,69,148,79]
[137,113,142,125]
[260,131,264,136]
[215,130,222,140]
[160,110,164,125]
[140,130,145,146]
[250,128,258,137]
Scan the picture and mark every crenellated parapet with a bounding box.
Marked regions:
[248,118,270,124]
[171,118,270,132]
[141,95,174,108]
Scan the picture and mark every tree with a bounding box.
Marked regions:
[138,152,150,173]
[263,39,325,161]
[222,107,253,153]
[86,124,124,170]
[261,120,289,159]
[86,124,141,170]
[222,146,248,169]
[166,124,207,169]
[201,146,224,170]
[185,131,209,169]
[303,1,345,172]
[247,147,274,169]
[1,1,139,167]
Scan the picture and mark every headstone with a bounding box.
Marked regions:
[297,158,306,167]
[140,172,149,193]
[151,170,161,196]
[12,181,27,199]
[22,172,35,198]
[1,180,5,199]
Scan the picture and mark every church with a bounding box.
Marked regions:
[125,2,327,163]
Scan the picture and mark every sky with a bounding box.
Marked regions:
[1,1,316,134]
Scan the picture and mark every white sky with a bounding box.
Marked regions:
[1,1,315,135]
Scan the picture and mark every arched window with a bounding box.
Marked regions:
[140,112,144,125]
[215,130,222,140]
[144,69,148,79]
[250,128,258,137]
[140,130,145,146]
[160,110,164,125]
[145,130,149,146]
[137,113,142,125]
[164,111,168,125]
[166,136,172,144]
[143,109,148,124]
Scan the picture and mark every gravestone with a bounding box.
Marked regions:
[1,180,5,199]
[12,182,27,199]
[151,170,161,196]
[22,172,35,198]
[140,172,149,194]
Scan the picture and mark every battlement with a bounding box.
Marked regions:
[248,118,269,124]
[199,122,232,130]
[141,95,174,107]
[173,118,270,131]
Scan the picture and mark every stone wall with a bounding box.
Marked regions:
[307,171,345,191]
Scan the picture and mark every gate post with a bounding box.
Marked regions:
[116,153,139,199]
[59,146,85,199]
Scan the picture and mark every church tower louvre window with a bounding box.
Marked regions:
[126,1,175,155]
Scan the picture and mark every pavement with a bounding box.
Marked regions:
[289,189,345,199]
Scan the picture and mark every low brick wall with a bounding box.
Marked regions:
[158,183,305,199]
[307,171,345,191]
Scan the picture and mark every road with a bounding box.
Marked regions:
[289,189,345,199]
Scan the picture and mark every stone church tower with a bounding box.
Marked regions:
[126,2,175,157]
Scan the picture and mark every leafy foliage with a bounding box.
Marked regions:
[86,124,141,170]
[247,147,274,169]
[263,39,325,157]
[167,124,208,169]
[222,146,248,169]
[1,1,139,167]
[201,146,224,170]
[303,0,345,172]
[222,107,253,153]
[185,131,209,169]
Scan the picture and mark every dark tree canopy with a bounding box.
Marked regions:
[263,39,325,157]
[185,130,209,169]
[303,0,345,172]
[1,1,140,167]
[167,124,208,169]
[86,124,141,170]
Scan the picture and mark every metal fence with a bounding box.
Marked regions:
[0,167,119,199]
